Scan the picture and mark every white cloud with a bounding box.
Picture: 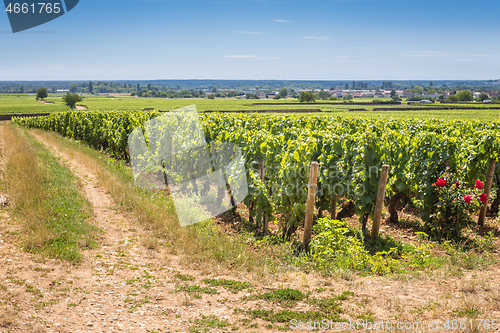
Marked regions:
[272,20,290,23]
[406,51,455,58]
[303,36,330,40]
[230,30,265,35]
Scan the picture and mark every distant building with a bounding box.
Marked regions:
[423,93,439,98]
[57,89,69,93]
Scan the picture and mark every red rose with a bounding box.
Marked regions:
[455,182,460,188]
[475,180,484,190]
[464,195,472,204]
[480,193,488,204]
[436,178,447,187]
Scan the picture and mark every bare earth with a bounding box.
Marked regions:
[1,130,500,332]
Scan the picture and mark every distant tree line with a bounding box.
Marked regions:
[1,80,500,97]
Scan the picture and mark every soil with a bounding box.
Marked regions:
[1,130,500,332]
[75,105,88,111]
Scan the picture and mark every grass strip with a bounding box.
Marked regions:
[1,123,99,263]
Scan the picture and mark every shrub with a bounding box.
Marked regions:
[309,219,399,274]
[299,91,316,102]
[421,173,486,239]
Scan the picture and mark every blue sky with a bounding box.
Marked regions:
[1,0,499,80]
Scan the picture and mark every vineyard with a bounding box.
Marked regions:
[13,111,500,243]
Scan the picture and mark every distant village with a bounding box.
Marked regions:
[222,88,498,101]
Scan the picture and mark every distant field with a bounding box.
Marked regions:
[0,94,69,114]
[2,94,500,121]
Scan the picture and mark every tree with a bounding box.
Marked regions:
[19,85,24,93]
[412,85,424,94]
[299,91,316,103]
[136,83,140,91]
[212,86,217,93]
[476,93,489,102]
[279,88,288,98]
[344,94,353,100]
[36,87,48,100]
[430,81,433,87]
[390,89,397,97]
[447,94,459,102]
[62,92,83,109]
[207,94,215,99]
[391,95,401,102]
[89,81,93,94]
[344,83,349,90]
[456,90,473,102]
[318,89,329,100]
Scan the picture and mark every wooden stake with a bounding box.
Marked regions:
[330,196,337,220]
[259,159,269,234]
[303,162,320,249]
[478,158,496,226]
[371,165,390,240]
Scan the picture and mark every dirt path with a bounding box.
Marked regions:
[0,132,256,333]
[75,105,87,111]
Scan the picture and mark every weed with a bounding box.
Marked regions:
[202,279,251,293]
[243,288,306,308]
[188,315,229,332]
[173,285,219,298]
[174,273,195,281]
[246,308,345,323]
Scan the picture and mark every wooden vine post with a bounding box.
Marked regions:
[330,196,337,220]
[303,162,319,249]
[478,158,496,226]
[259,159,269,234]
[371,165,390,240]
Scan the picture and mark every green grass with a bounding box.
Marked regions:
[3,93,500,121]
[245,308,345,323]
[3,124,101,263]
[174,284,219,296]
[174,273,196,281]
[188,315,229,332]
[0,94,69,115]
[24,132,100,262]
[202,279,251,293]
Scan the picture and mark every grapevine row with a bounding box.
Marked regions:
[13,111,500,238]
